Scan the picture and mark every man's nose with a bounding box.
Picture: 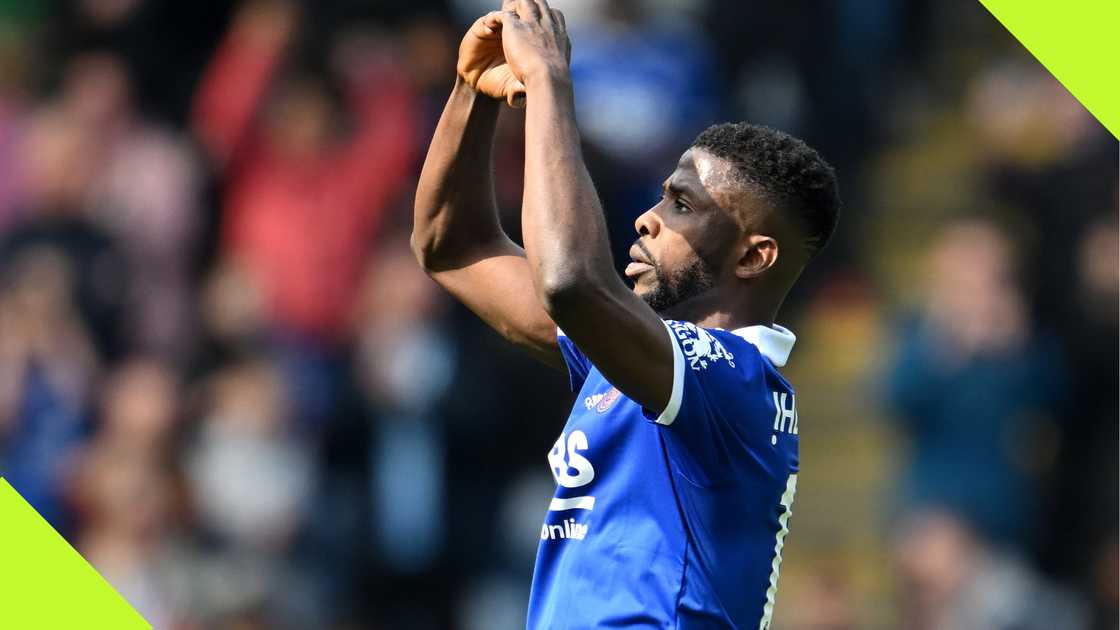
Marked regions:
[634,208,661,238]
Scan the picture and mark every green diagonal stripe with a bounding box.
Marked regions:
[979,0,1120,139]
[0,478,150,629]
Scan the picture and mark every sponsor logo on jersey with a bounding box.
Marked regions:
[540,518,590,541]
[586,387,620,413]
[584,392,604,410]
[544,431,597,542]
[668,321,736,370]
[548,431,595,488]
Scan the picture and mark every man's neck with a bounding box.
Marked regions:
[657,292,780,330]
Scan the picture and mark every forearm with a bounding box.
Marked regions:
[192,15,288,163]
[521,74,621,306]
[494,2,673,407]
[412,79,506,271]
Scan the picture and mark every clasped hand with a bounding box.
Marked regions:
[457,0,571,107]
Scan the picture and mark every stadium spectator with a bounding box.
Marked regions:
[56,51,202,357]
[884,218,1065,550]
[68,359,189,628]
[184,354,320,625]
[186,355,313,551]
[0,244,100,530]
[0,106,127,528]
[192,0,419,344]
[892,510,1088,630]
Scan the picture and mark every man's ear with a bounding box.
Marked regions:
[736,234,779,279]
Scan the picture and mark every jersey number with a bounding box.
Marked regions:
[759,473,797,630]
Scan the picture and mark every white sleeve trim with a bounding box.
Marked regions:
[655,321,685,426]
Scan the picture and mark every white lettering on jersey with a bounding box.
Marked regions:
[771,391,798,435]
[540,518,591,541]
[545,430,596,547]
[668,321,736,370]
[548,431,595,489]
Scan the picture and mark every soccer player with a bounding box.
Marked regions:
[412,1,841,627]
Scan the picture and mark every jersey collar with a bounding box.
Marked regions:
[728,324,796,367]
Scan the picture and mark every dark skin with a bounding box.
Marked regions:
[413,0,807,415]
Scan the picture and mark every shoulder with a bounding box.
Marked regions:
[664,320,795,376]
[665,320,747,373]
[655,321,799,474]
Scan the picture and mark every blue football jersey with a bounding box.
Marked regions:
[527,319,800,630]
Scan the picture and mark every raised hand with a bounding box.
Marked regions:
[457,10,526,107]
[498,0,570,88]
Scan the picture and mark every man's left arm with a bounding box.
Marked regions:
[500,0,676,414]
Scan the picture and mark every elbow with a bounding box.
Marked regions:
[410,230,438,273]
[537,268,603,317]
[410,194,446,272]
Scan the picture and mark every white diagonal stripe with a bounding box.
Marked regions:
[548,496,595,511]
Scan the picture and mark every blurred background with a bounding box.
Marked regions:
[0,0,1115,628]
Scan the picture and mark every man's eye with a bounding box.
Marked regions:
[674,200,691,213]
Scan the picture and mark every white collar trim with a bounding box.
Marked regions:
[728,324,796,367]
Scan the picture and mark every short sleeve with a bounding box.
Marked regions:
[642,320,754,424]
[556,328,593,392]
[641,320,770,484]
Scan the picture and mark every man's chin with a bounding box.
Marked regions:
[636,286,668,311]
[631,281,654,300]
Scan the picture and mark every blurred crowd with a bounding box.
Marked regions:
[0,1,1115,629]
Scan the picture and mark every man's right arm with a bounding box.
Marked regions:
[412,78,562,369]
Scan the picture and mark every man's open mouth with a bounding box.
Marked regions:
[626,245,654,278]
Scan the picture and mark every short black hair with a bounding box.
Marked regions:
[691,122,840,258]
